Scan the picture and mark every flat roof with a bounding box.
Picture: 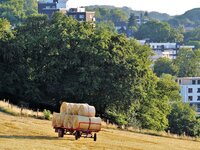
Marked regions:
[177,77,200,80]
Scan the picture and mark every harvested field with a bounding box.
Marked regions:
[0,112,200,150]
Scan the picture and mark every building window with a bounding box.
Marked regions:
[198,96,200,101]
[192,80,196,85]
[188,88,193,93]
[198,80,200,84]
[197,88,200,93]
[197,104,200,112]
[79,15,84,19]
[179,80,181,84]
[188,96,193,101]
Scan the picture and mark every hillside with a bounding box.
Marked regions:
[86,5,172,22]
[168,8,200,27]
[0,112,200,150]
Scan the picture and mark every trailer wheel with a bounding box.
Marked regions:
[75,131,81,140]
[94,133,97,141]
[58,129,64,138]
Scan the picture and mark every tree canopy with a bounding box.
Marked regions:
[168,102,200,136]
[135,20,183,42]
[0,0,37,25]
[174,48,200,77]
[0,12,200,136]
[153,57,177,77]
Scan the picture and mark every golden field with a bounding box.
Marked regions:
[0,111,200,150]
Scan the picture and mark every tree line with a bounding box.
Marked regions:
[153,48,200,77]
[2,0,200,48]
[0,13,200,136]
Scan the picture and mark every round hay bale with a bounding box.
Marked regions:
[72,115,89,130]
[89,117,102,131]
[72,104,81,115]
[63,114,73,128]
[78,104,96,117]
[52,112,60,127]
[56,113,65,127]
[67,103,74,115]
[60,102,68,113]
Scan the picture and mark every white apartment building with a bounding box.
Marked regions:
[137,41,195,61]
[177,77,200,115]
[149,43,179,61]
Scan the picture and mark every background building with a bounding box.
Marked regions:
[38,0,95,22]
[67,7,95,22]
[138,41,195,61]
[177,77,200,115]
[38,0,68,17]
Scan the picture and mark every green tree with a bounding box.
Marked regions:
[184,27,200,43]
[0,0,37,25]
[187,40,200,49]
[0,18,26,102]
[174,48,200,77]
[24,0,38,16]
[110,9,128,24]
[135,20,183,42]
[96,21,117,33]
[127,13,138,28]
[156,74,181,102]
[13,13,156,119]
[136,72,171,131]
[168,102,198,136]
[0,18,14,40]
[153,57,177,77]
[0,0,26,24]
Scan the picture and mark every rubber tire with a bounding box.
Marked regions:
[75,131,80,140]
[94,133,97,141]
[58,129,64,138]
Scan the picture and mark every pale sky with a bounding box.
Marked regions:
[67,0,200,16]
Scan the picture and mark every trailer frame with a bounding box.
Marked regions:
[54,121,101,141]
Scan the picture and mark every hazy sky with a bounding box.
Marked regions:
[67,0,200,16]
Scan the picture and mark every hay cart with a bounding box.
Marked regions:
[54,121,101,141]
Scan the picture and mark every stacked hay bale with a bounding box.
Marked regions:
[52,102,101,131]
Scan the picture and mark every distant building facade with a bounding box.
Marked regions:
[38,0,68,17]
[149,43,180,60]
[38,0,95,22]
[67,7,95,22]
[135,16,148,25]
[138,41,195,61]
[177,77,200,115]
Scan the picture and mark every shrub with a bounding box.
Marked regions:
[43,109,51,120]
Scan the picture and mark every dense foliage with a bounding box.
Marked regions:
[135,20,183,42]
[86,6,171,22]
[153,58,177,77]
[0,0,37,25]
[0,4,200,137]
[184,27,200,49]
[0,14,186,135]
[168,8,200,28]
[175,48,200,77]
[154,49,200,77]
[168,102,200,136]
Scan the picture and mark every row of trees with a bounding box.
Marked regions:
[1,0,199,46]
[98,17,185,43]
[0,13,200,136]
[184,27,200,49]
[154,48,200,77]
